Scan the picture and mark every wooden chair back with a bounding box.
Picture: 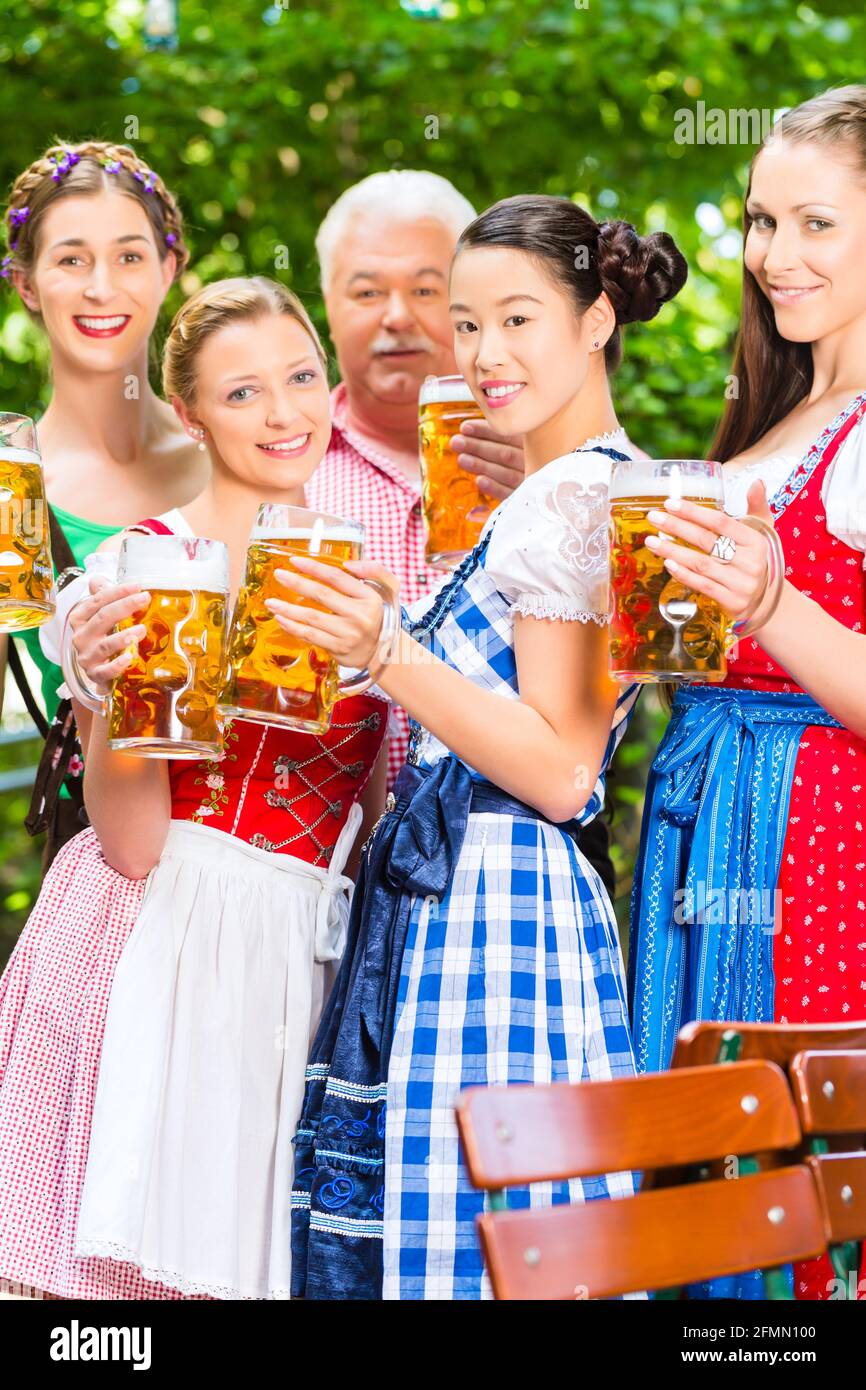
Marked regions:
[789,1049,866,1268]
[456,1062,822,1299]
[456,1061,799,1187]
[475,1167,825,1300]
[671,1020,866,1071]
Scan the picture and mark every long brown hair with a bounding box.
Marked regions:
[712,85,866,462]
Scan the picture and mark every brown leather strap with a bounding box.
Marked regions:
[8,504,89,849]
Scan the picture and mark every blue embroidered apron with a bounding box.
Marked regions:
[628,684,844,1076]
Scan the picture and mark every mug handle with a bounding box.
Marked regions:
[728,515,786,641]
[337,577,402,698]
[60,614,110,716]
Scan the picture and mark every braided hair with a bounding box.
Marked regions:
[456,194,687,373]
[2,139,188,309]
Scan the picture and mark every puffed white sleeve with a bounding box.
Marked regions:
[39,549,120,670]
[823,413,866,565]
[483,451,612,623]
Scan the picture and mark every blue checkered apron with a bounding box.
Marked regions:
[382,501,640,1300]
[290,447,641,1301]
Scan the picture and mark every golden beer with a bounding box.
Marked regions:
[109,586,228,755]
[0,414,55,632]
[221,530,360,735]
[63,533,230,757]
[608,457,785,683]
[419,375,497,569]
[610,494,728,682]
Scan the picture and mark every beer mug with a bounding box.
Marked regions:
[609,458,784,683]
[0,413,55,632]
[64,533,230,758]
[219,504,400,735]
[419,374,498,569]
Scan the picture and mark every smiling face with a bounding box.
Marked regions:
[745,138,866,344]
[174,312,331,490]
[17,188,175,371]
[449,245,596,435]
[323,214,457,407]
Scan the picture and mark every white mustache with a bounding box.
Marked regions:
[371,335,435,355]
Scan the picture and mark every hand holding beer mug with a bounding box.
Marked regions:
[609,458,784,682]
[63,534,229,758]
[219,505,400,735]
[419,374,500,568]
[0,413,55,631]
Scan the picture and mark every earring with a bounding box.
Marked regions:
[593,340,601,350]
[194,430,207,453]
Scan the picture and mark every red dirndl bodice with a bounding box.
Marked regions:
[131,517,387,867]
[167,700,386,866]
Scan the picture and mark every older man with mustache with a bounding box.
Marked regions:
[306,170,616,896]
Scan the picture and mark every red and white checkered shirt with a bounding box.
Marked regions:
[306,383,443,787]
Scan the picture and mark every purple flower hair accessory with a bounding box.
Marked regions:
[1,254,13,281]
[100,158,175,249]
[7,206,30,249]
[50,149,81,183]
[133,168,158,194]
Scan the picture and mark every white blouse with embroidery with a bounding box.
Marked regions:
[482,427,638,624]
[723,402,866,566]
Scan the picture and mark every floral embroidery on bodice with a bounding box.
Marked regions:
[167,696,387,866]
[124,514,388,868]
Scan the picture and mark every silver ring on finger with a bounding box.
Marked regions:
[711,534,737,564]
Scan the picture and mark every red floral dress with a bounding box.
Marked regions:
[724,401,866,1026]
[0,514,387,1299]
[724,396,866,1300]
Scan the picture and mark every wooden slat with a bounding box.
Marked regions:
[789,1051,866,1134]
[806,1153,866,1245]
[457,1062,798,1190]
[672,1021,866,1071]
[477,1167,825,1300]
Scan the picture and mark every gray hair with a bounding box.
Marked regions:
[316,169,477,291]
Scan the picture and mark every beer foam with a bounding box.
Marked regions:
[0,446,41,466]
[249,524,361,547]
[117,537,229,592]
[418,375,477,405]
[610,461,723,503]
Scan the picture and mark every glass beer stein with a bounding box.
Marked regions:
[608,458,785,683]
[219,504,400,735]
[418,374,498,569]
[64,533,230,758]
[0,413,55,632]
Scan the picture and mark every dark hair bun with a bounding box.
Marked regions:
[595,220,688,325]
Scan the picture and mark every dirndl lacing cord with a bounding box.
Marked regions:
[628,684,845,1073]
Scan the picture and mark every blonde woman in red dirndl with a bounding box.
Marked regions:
[0,277,388,1299]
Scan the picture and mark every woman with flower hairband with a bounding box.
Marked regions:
[0,141,208,867]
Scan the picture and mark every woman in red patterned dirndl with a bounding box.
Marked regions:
[630,86,866,1300]
[0,277,388,1299]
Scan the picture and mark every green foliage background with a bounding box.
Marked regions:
[1,0,864,963]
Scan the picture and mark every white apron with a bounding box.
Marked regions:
[74,806,361,1300]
